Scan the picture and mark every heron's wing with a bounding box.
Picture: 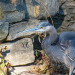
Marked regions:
[59,39,75,61]
[58,32,75,51]
[67,40,75,61]
[59,32,75,41]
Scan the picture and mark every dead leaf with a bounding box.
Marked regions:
[38,36,41,43]
[11,0,17,4]
[33,5,39,17]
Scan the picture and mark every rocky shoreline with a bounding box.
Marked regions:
[0,0,75,75]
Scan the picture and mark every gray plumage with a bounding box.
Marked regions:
[41,26,75,75]
[16,22,75,75]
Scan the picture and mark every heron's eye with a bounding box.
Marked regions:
[40,27,43,28]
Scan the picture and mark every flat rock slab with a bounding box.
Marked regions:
[7,19,40,41]
[0,21,9,41]
[10,66,47,75]
[1,38,35,66]
[10,66,33,75]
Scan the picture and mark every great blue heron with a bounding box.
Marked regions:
[15,22,75,75]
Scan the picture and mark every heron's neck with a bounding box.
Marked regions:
[49,27,57,44]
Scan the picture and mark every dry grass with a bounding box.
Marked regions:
[29,50,54,75]
[29,50,69,75]
[0,46,7,75]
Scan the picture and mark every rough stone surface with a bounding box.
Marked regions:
[0,1,25,23]
[51,0,75,33]
[66,2,75,7]
[10,66,33,75]
[0,21,9,41]
[10,66,47,75]
[4,11,25,23]
[1,38,35,66]
[7,19,41,41]
[0,0,59,22]
[68,23,75,31]
[22,0,59,19]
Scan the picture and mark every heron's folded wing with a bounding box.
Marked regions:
[67,40,75,61]
[58,32,75,51]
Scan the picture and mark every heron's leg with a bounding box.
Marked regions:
[69,66,74,75]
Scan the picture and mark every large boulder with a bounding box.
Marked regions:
[0,0,59,23]
[1,38,35,66]
[17,0,59,19]
[0,1,25,23]
[0,21,9,41]
[7,19,41,41]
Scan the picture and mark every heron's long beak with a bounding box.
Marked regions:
[14,22,51,40]
[15,26,44,39]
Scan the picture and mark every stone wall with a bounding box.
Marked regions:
[53,0,75,33]
[0,0,75,33]
[0,0,75,75]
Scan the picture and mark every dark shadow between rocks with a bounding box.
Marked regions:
[32,0,39,6]
[23,0,29,20]
[33,35,42,50]
[15,0,29,20]
[48,2,65,29]
[2,50,10,57]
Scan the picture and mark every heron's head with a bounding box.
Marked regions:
[15,21,57,40]
[23,22,53,35]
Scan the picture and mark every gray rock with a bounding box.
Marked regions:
[19,73,46,75]
[1,38,35,66]
[0,2,25,23]
[22,0,59,19]
[10,66,46,75]
[66,1,75,7]
[0,0,59,22]
[10,66,33,75]
[72,8,75,14]
[19,73,37,75]
[53,0,75,33]
[7,19,41,41]
[0,2,16,12]
[4,11,25,23]
[68,23,75,31]
[47,0,59,16]
[0,21,9,41]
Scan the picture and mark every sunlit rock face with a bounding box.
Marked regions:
[2,38,35,66]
